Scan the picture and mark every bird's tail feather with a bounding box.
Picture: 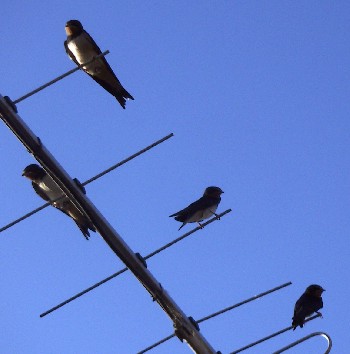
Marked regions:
[73,219,96,240]
[123,88,134,101]
[178,223,186,231]
[115,88,134,109]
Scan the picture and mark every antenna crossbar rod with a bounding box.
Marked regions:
[230,314,322,354]
[82,133,173,186]
[0,133,174,234]
[138,282,292,354]
[198,281,292,324]
[0,95,218,354]
[13,50,110,104]
[40,209,232,317]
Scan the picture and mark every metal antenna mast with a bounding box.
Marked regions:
[1,32,331,352]
[0,94,220,353]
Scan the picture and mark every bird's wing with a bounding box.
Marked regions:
[51,200,91,239]
[169,201,200,217]
[64,40,80,66]
[65,33,133,107]
[52,201,71,217]
[80,32,121,81]
[64,36,119,90]
[32,182,50,202]
[83,32,134,102]
[90,32,119,73]
[314,298,323,312]
[294,295,319,319]
[170,196,216,219]
[31,180,73,216]
[293,303,303,317]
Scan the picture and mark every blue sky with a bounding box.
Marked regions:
[1,1,349,353]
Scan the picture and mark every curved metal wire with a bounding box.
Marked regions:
[273,331,332,353]
[230,314,322,354]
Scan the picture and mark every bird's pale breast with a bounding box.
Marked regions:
[68,36,101,75]
[186,205,218,223]
[39,176,66,205]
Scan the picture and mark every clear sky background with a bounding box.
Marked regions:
[1,1,349,353]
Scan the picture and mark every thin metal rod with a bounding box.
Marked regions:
[145,209,231,259]
[0,202,50,233]
[197,281,292,324]
[0,133,173,234]
[273,332,332,354]
[82,133,174,186]
[138,281,292,354]
[13,50,110,104]
[137,334,175,354]
[230,314,322,354]
[40,209,232,318]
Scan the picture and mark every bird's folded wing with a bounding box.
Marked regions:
[170,196,216,218]
[32,182,50,202]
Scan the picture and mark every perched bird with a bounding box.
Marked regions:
[64,19,134,109]
[169,186,224,230]
[22,164,96,240]
[292,284,325,330]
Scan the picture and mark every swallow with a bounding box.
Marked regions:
[22,164,96,240]
[64,19,134,109]
[292,284,325,330]
[169,186,224,230]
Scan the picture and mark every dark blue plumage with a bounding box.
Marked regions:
[292,284,325,330]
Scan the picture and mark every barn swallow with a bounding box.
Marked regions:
[292,284,325,330]
[64,19,134,109]
[169,186,224,230]
[22,164,96,240]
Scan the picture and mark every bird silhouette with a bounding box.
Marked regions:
[292,284,325,330]
[170,186,224,230]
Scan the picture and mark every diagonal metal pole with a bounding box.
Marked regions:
[40,209,232,318]
[230,314,322,354]
[138,282,292,354]
[0,95,218,354]
[0,133,174,234]
[13,50,110,104]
